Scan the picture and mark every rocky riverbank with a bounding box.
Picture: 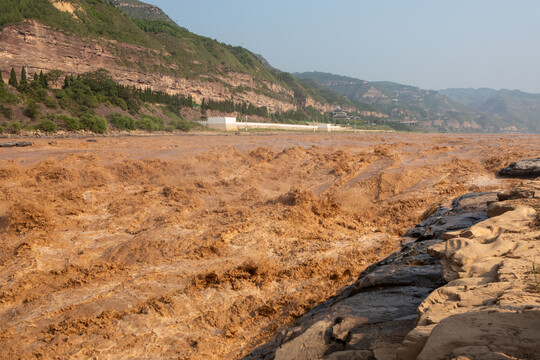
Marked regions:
[246,163,540,359]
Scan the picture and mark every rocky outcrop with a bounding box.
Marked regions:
[398,184,540,359]
[499,158,540,178]
[246,183,540,360]
[0,21,299,112]
[0,141,33,148]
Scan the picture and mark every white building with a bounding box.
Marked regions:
[202,117,238,131]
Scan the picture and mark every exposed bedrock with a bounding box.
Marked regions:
[499,157,540,178]
[0,141,33,148]
[246,183,540,360]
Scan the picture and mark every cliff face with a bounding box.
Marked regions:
[0,21,303,112]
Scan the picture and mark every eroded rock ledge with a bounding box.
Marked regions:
[0,141,33,148]
[499,158,540,178]
[246,182,540,360]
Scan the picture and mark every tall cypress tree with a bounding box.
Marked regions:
[39,70,48,88]
[0,69,3,84]
[9,68,18,87]
[20,66,27,84]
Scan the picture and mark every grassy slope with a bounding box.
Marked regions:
[0,0,154,47]
[109,0,174,23]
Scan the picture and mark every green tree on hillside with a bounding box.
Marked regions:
[0,69,3,84]
[8,68,18,87]
[20,66,27,85]
[45,70,63,87]
[39,71,48,88]
[63,75,71,89]
[24,100,40,119]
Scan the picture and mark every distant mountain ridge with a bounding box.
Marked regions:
[295,72,540,132]
[294,72,482,131]
[440,88,540,132]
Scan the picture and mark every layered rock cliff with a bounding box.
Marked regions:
[0,21,300,112]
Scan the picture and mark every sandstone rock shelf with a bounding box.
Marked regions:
[499,158,540,178]
[0,141,33,148]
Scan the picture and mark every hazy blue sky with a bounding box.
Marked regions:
[146,0,540,93]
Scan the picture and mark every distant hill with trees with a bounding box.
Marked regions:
[439,88,540,132]
[295,72,540,132]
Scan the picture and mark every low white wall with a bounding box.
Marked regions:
[240,122,317,131]
[241,122,343,132]
[200,117,342,132]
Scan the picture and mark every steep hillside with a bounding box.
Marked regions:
[0,0,288,111]
[294,72,487,131]
[0,0,359,118]
[440,88,540,132]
